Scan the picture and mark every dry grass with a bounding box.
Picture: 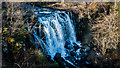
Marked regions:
[91,3,120,55]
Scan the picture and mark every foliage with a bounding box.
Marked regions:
[2,2,120,68]
[2,2,59,68]
[67,3,71,8]
[90,3,120,55]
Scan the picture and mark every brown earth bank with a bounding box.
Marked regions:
[2,2,120,68]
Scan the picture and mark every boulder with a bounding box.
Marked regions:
[64,41,72,50]
[54,53,66,67]
[70,51,76,56]
[46,55,54,63]
[73,42,80,51]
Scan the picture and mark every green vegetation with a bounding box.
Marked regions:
[2,2,59,68]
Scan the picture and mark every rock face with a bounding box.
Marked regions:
[54,53,77,67]
[64,40,71,49]
[54,53,66,67]
[73,42,80,51]
[52,40,91,67]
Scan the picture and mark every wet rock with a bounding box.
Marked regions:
[80,47,85,53]
[54,53,66,67]
[46,55,54,63]
[54,53,61,60]
[73,42,80,51]
[65,56,74,62]
[76,61,81,67]
[65,56,77,67]
[54,55,76,67]
[75,56,89,67]
[70,51,76,56]
[64,41,71,50]
[65,62,76,68]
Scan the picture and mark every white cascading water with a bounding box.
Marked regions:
[33,9,78,57]
[26,6,84,67]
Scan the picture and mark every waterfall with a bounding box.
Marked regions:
[38,11,76,57]
[26,7,84,67]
